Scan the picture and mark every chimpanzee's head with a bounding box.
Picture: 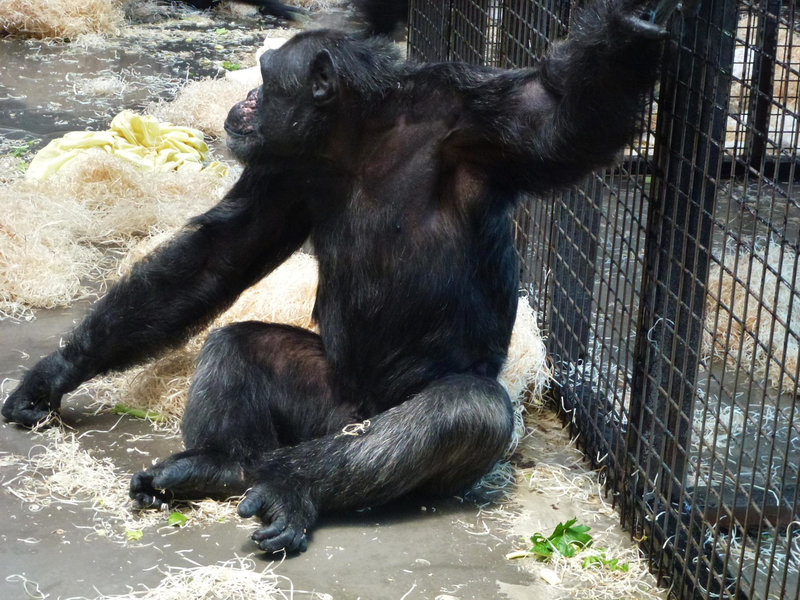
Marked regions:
[224,29,402,164]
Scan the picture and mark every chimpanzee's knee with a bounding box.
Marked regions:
[182,322,281,458]
[182,321,348,457]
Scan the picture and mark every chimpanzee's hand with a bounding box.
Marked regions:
[237,476,318,554]
[2,352,78,427]
[620,0,687,39]
[129,464,177,510]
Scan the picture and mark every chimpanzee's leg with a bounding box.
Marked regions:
[238,375,514,553]
[129,321,357,508]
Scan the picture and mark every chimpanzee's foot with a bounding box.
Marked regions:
[237,475,318,554]
[130,449,248,509]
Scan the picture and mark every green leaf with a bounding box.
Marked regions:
[125,529,143,542]
[551,518,592,557]
[168,511,188,527]
[222,61,241,71]
[112,403,167,422]
[215,27,229,35]
[581,550,629,572]
[529,532,556,559]
[527,518,593,560]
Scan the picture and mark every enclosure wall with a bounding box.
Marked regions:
[408,1,800,598]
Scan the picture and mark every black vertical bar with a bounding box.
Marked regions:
[626,0,736,594]
[746,0,780,170]
[446,0,455,61]
[548,183,601,366]
[549,179,629,486]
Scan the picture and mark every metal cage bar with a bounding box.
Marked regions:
[408,0,800,597]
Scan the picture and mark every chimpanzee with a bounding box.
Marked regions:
[183,0,303,20]
[353,0,409,35]
[3,0,680,554]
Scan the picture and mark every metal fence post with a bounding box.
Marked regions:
[548,184,601,365]
[625,0,737,593]
[745,0,781,172]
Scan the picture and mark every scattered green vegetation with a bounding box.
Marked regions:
[125,529,144,542]
[10,141,36,158]
[168,511,188,527]
[214,27,229,36]
[528,518,592,559]
[222,61,241,71]
[5,140,37,172]
[582,550,629,572]
[507,518,630,572]
[112,403,167,423]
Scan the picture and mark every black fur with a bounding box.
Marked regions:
[3,0,677,554]
[183,0,303,20]
[354,0,409,35]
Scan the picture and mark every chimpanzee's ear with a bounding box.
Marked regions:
[310,49,338,106]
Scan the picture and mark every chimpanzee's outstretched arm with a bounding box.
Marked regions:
[453,0,681,193]
[2,167,311,426]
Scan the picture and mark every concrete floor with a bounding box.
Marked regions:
[0,306,534,599]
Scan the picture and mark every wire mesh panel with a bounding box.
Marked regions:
[408,0,452,61]
[408,0,800,598]
[499,0,569,67]
[687,0,800,597]
[450,0,492,64]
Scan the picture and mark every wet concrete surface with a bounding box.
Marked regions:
[0,6,358,156]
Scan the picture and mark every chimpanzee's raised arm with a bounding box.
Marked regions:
[454,0,680,192]
[2,167,311,427]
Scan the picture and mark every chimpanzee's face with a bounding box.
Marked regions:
[224,36,336,164]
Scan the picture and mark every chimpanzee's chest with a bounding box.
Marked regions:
[313,191,464,324]
[309,116,514,407]
[310,179,516,410]
[311,212,469,408]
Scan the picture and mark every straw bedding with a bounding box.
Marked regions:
[703,240,800,393]
[0,0,125,38]
[0,152,232,320]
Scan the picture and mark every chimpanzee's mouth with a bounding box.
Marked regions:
[224,89,259,137]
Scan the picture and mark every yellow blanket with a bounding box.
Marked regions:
[27,111,226,180]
